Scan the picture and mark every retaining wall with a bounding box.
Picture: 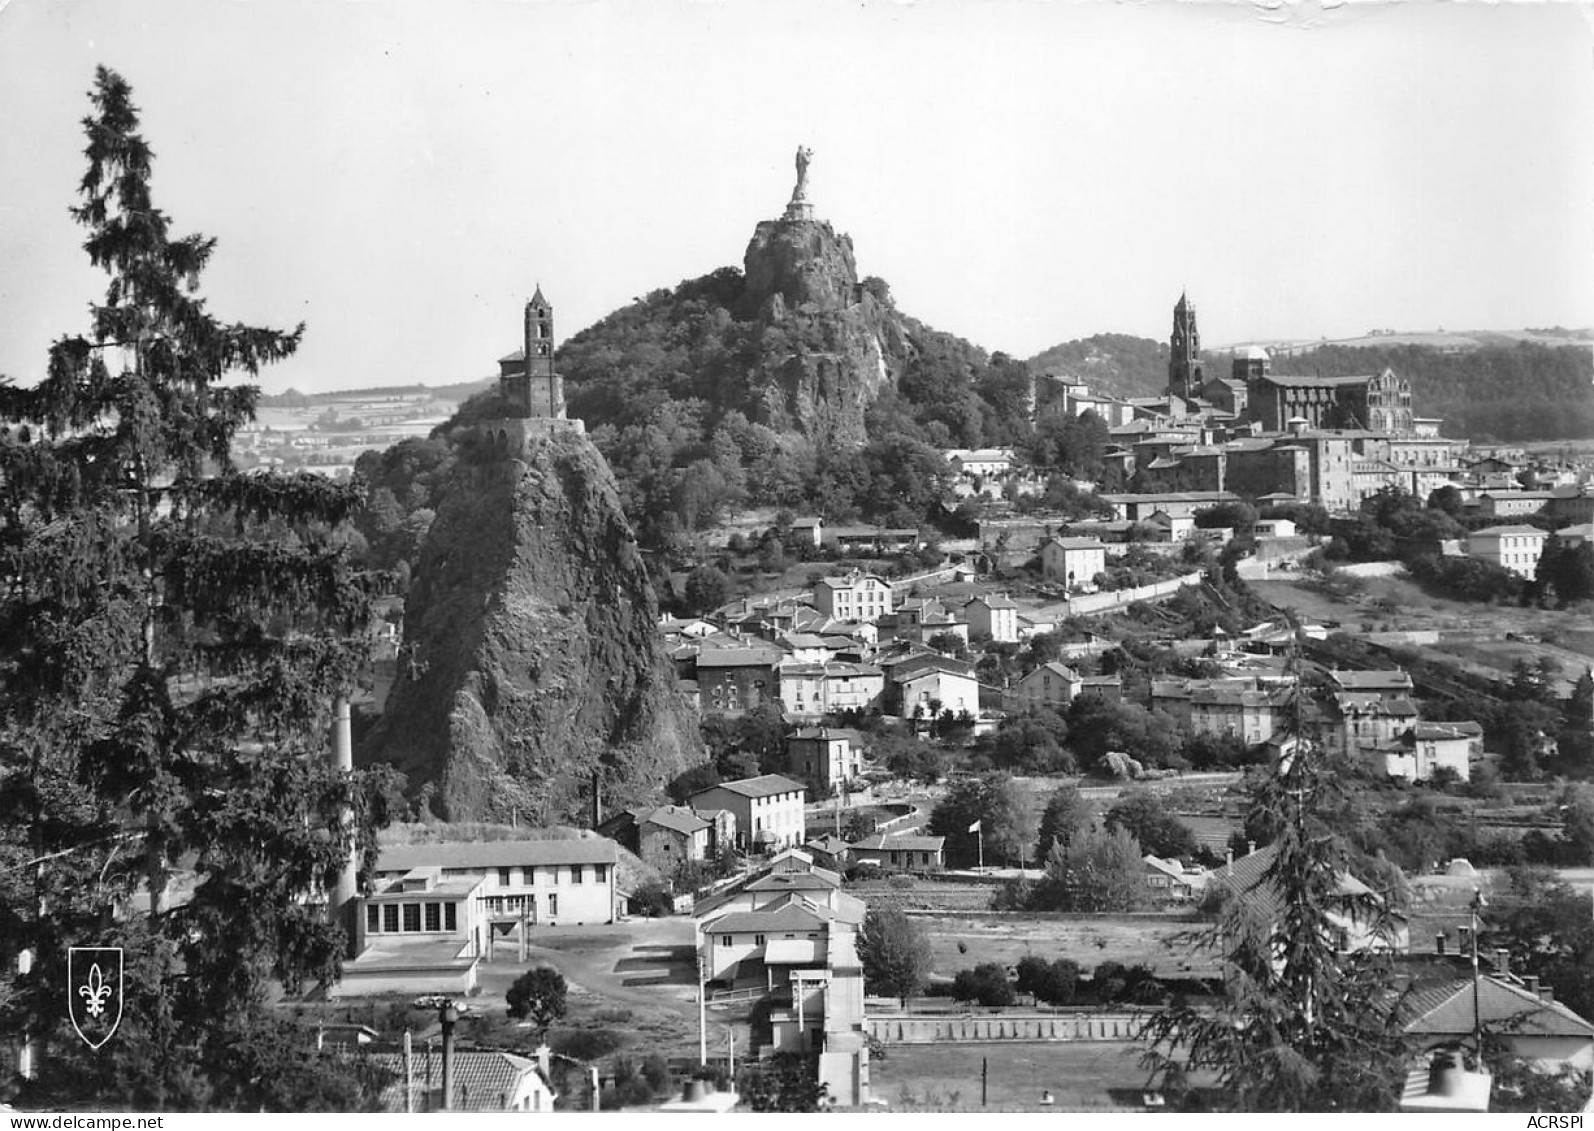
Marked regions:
[865,1011,1146,1044]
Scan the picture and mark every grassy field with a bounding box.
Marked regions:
[913,913,1215,981]
[871,1040,1155,1111]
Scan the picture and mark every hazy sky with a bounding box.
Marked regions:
[1,0,1590,395]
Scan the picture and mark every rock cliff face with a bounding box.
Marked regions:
[363,430,701,822]
[738,218,906,445]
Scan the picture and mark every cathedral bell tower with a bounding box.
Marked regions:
[1168,291,1204,402]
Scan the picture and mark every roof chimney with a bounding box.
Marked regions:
[1542,985,1555,1003]
[1492,948,1510,977]
[1524,975,1539,997]
[1434,933,1446,956]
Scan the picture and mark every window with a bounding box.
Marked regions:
[572,865,585,885]
[755,934,766,946]
[445,903,457,932]
[718,933,733,947]
[382,903,399,933]
[425,903,441,931]
[402,903,421,932]
[498,867,512,887]
[594,864,607,884]
[366,904,380,933]
[547,894,558,918]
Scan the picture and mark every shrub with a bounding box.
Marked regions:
[951,963,1015,1007]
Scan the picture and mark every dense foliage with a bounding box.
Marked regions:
[0,69,394,1109]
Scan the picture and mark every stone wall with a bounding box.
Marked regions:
[865,1010,1147,1044]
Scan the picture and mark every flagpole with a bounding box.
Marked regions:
[978,825,984,873]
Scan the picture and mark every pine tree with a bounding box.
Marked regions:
[1138,696,1414,1110]
[0,66,396,1109]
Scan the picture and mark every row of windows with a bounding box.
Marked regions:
[368,900,459,934]
[490,864,606,887]
[715,931,815,947]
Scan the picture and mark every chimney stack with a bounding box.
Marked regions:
[1434,933,1446,956]
[1525,975,1540,996]
[591,770,602,829]
[1493,948,1510,977]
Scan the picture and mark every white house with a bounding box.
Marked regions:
[1467,524,1549,579]
[890,656,980,718]
[1252,518,1298,539]
[688,775,808,852]
[945,447,1016,479]
[813,572,895,624]
[963,594,1020,643]
[1380,722,1483,784]
[1040,536,1107,590]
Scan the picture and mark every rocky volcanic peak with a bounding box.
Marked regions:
[738,216,904,445]
[362,429,701,822]
[741,218,860,316]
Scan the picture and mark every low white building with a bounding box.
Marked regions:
[1040,536,1107,590]
[1467,524,1549,579]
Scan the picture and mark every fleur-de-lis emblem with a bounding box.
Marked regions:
[78,962,113,1018]
[68,946,124,1049]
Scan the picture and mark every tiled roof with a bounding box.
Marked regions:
[377,838,617,873]
[702,903,830,934]
[694,645,784,668]
[693,774,806,800]
[1216,843,1378,923]
[369,1049,549,1113]
[1469,524,1548,537]
[641,806,712,836]
[850,834,945,852]
[1403,976,1594,1039]
[1330,669,1414,691]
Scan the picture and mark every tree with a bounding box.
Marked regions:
[1106,790,1200,859]
[1015,955,1080,1005]
[927,773,1039,868]
[1033,824,1149,912]
[952,963,1016,1007]
[0,68,398,1111]
[857,907,932,1008]
[682,563,731,616]
[506,967,569,1038]
[1034,782,1091,863]
[1138,708,1413,1111]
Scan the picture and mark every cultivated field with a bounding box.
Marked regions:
[912,912,1216,981]
[871,1040,1155,1111]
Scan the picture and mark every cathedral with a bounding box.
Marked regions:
[1166,293,1415,435]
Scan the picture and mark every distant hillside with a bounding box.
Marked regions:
[1025,333,1170,401]
[1231,326,1594,353]
[260,379,489,407]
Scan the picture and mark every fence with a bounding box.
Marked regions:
[864,1010,1147,1044]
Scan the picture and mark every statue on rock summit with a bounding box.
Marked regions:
[784,144,816,221]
